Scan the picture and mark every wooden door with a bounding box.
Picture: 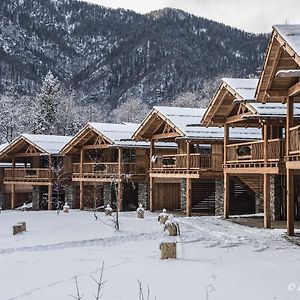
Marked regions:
[153,183,180,211]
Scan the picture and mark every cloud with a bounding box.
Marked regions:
[85,0,299,33]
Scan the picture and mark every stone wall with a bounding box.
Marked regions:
[65,185,75,208]
[32,186,41,210]
[138,183,149,209]
[270,175,282,220]
[180,179,186,211]
[215,179,224,216]
[255,192,264,214]
[103,183,111,207]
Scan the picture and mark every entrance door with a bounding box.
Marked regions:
[153,183,181,211]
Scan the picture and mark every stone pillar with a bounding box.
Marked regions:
[255,192,264,214]
[138,183,149,210]
[103,183,111,207]
[32,186,41,210]
[270,175,281,221]
[215,179,224,216]
[180,179,186,211]
[65,185,75,208]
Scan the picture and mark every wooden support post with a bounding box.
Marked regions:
[263,124,268,163]
[149,140,155,212]
[286,97,294,156]
[11,184,15,210]
[224,172,230,219]
[118,148,123,211]
[11,156,16,209]
[79,149,84,210]
[47,184,53,210]
[287,169,295,236]
[224,123,229,164]
[186,141,190,171]
[48,155,52,180]
[186,178,192,217]
[263,173,271,228]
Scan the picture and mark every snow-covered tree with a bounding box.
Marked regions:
[32,71,61,134]
[110,97,150,123]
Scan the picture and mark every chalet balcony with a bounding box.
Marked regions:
[4,168,54,183]
[151,153,223,174]
[288,125,300,158]
[72,162,146,180]
[225,139,285,168]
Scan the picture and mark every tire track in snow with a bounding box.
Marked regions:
[0,232,162,254]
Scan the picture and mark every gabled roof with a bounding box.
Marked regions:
[256,24,300,103]
[133,105,261,142]
[61,122,175,154]
[201,78,258,126]
[132,106,205,141]
[0,134,73,158]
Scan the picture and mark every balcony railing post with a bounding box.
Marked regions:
[263,124,268,163]
[286,96,294,156]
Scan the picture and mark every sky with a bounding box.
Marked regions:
[83,0,299,33]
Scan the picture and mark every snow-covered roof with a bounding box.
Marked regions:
[178,126,261,141]
[274,24,300,57]
[1,134,73,155]
[0,143,8,152]
[152,106,206,136]
[222,78,258,100]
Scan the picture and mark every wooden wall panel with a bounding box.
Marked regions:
[153,183,180,211]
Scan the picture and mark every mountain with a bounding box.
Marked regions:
[0,0,268,109]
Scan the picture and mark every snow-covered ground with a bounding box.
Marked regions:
[0,210,299,300]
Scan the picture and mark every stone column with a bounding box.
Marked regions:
[103,183,111,207]
[180,179,186,211]
[138,183,149,210]
[255,192,264,214]
[32,186,41,210]
[215,179,224,216]
[270,175,282,220]
[65,185,75,208]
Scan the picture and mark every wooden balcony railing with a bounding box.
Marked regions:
[4,168,52,182]
[152,153,223,171]
[289,125,300,155]
[73,162,146,178]
[226,139,285,163]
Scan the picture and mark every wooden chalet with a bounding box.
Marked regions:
[202,77,300,230]
[0,134,73,210]
[255,24,300,235]
[60,122,172,211]
[132,106,259,216]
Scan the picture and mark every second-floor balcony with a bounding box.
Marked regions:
[152,153,223,174]
[72,162,146,179]
[288,125,300,157]
[4,168,54,183]
[225,139,285,167]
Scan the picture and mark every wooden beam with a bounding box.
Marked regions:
[117,148,123,211]
[224,123,229,164]
[11,184,15,209]
[224,172,230,218]
[82,144,108,150]
[286,97,294,156]
[225,113,251,124]
[266,46,283,91]
[263,173,271,228]
[47,184,52,210]
[186,178,192,217]
[286,168,295,236]
[263,124,268,163]
[79,149,84,210]
[186,141,190,171]
[152,132,179,141]
[149,177,154,212]
[288,81,300,97]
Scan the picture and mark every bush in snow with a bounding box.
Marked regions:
[164,214,180,236]
[104,204,112,216]
[136,203,145,219]
[158,208,169,224]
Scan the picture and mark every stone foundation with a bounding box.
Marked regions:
[64,185,75,209]
[270,175,282,221]
[255,192,264,214]
[215,179,224,216]
[138,183,149,210]
[180,179,186,211]
[32,186,41,210]
[103,183,111,207]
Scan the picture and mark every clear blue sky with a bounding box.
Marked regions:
[83,0,299,33]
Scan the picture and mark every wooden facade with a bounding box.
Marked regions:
[255,25,300,235]
[0,134,72,210]
[132,106,251,216]
[60,123,153,211]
